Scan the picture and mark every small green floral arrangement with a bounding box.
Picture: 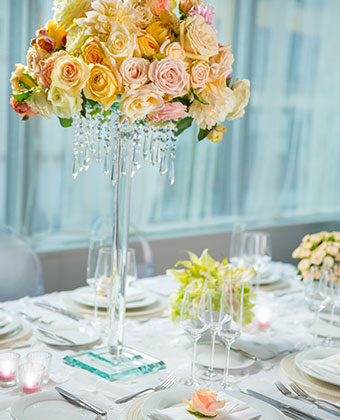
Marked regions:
[167,249,256,325]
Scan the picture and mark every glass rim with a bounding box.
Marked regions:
[0,351,21,360]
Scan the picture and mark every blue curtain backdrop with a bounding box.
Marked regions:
[1,0,340,250]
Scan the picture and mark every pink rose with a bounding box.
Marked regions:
[120,58,150,89]
[189,5,216,28]
[149,58,189,98]
[183,389,225,418]
[38,51,67,89]
[210,44,234,80]
[36,36,56,53]
[10,97,38,118]
[148,101,187,122]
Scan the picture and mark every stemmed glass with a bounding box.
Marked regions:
[126,248,138,288]
[325,265,340,344]
[229,223,246,267]
[180,284,210,386]
[218,275,244,389]
[304,266,331,347]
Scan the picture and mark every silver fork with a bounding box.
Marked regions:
[114,375,176,404]
[290,383,340,413]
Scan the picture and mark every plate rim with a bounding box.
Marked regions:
[196,344,255,370]
[36,324,100,347]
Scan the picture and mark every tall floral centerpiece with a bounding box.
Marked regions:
[9,0,250,360]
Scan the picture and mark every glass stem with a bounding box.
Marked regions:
[223,340,232,388]
[94,286,98,323]
[327,304,335,343]
[190,335,199,384]
[313,309,320,347]
[209,329,217,376]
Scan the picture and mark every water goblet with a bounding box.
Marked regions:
[180,284,210,386]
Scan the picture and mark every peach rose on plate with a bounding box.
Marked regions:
[180,15,218,60]
[227,79,250,121]
[51,55,89,96]
[120,58,150,89]
[120,84,164,123]
[83,63,121,110]
[149,58,189,97]
[148,101,187,122]
[137,33,160,57]
[38,51,67,89]
[9,97,38,118]
[190,60,210,88]
[48,85,82,119]
[82,37,105,64]
[183,389,225,418]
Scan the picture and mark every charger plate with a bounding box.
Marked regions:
[0,319,32,348]
[280,353,340,403]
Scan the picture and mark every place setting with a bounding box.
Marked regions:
[0,310,32,350]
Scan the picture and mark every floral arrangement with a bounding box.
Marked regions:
[9,0,250,142]
[183,389,225,418]
[167,249,256,324]
[292,231,340,282]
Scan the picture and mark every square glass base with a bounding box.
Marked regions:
[63,346,166,381]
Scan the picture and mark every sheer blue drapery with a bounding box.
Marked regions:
[1,0,340,250]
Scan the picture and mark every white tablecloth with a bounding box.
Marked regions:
[0,262,337,419]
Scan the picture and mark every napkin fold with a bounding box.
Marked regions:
[303,353,340,379]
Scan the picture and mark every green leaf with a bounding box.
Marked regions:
[58,117,73,128]
[191,88,209,105]
[103,109,112,118]
[226,76,232,88]
[178,4,187,19]
[18,80,34,90]
[142,54,153,61]
[187,410,217,419]
[21,73,38,86]
[11,90,34,104]
[198,125,216,142]
[172,94,190,108]
[22,116,29,121]
[175,116,193,136]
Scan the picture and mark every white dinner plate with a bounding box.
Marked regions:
[37,324,101,347]
[295,347,340,387]
[252,274,282,286]
[0,317,21,338]
[141,387,287,420]
[196,344,255,370]
[0,310,12,328]
[11,392,96,420]
[311,318,340,339]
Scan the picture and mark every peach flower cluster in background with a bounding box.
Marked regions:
[292,231,340,282]
[9,0,250,142]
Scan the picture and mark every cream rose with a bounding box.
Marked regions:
[26,47,46,77]
[102,24,136,62]
[120,84,164,123]
[190,60,210,88]
[133,4,154,29]
[160,40,187,63]
[227,79,250,121]
[180,15,218,60]
[53,0,92,29]
[311,249,326,266]
[66,26,88,52]
[324,256,334,268]
[51,55,90,95]
[210,44,234,80]
[48,85,82,119]
[327,246,338,257]
[27,89,53,120]
[149,58,189,97]
[83,63,121,110]
[298,259,311,272]
[120,58,150,89]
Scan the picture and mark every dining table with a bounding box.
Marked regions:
[0,261,338,420]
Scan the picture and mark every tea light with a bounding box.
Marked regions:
[26,351,52,384]
[0,352,20,387]
[257,305,272,329]
[18,362,45,395]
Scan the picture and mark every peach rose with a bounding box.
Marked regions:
[311,249,326,266]
[227,79,250,121]
[148,101,187,122]
[298,259,311,272]
[102,24,136,63]
[324,256,334,268]
[120,58,150,89]
[38,51,67,89]
[149,58,189,97]
[190,60,210,88]
[183,389,225,418]
[133,4,154,29]
[51,55,90,96]
[83,63,121,110]
[146,22,172,45]
[26,47,47,77]
[179,0,203,13]
[150,0,176,15]
[120,84,164,123]
[160,40,187,63]
[137,33,160,57]
[210,44,234,80]
[180,15,218,60]
[82,37,105,64]
[10,97,38,118]
[207,124,227,143]
[33,35,56,53]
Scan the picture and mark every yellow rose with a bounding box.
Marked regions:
[82,37,105,64]
[207,125,227,143]
[83,63,121,110]
[48,85,82,118]
[136,33,160,58]
[10,64,36,94]
[180,15,218,60]
[179,0,203,13]
[26,89,53,120]
[46,20,67,50]
[146,22,172,45]
[51,55,90,96]
[227,79,250,121]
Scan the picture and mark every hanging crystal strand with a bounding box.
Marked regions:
[143,126,150,161]
[110,113,120,186]
[169,126,177,184]
[159,127,169,175]
[78,116,85,172]
[150,126,158,165]
[95,114,103,163]
[132,123,142,172]
[120,122,129,176]
[72,115,81,179]
[103,116,112,176]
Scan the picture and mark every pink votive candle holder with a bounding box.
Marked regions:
[0,352,20,387]
[26,351,52,384]
[18,362,45,394]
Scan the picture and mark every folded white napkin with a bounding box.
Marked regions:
[303,353,340,379]
[151,395,257,420]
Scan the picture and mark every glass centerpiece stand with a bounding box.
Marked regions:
[64,105,177,380]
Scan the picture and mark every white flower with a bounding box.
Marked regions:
[53,0,92,29]
[324,256,334,268]
[26,89,53,120]
[327,246,338,257]
[66,26,88,52]
[48,85,82,119]
[298,259,310,272]
[101,24,136,62]
[227,79,250,121]
[311,249,326,266]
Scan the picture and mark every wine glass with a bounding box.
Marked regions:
[304,266,331,347]
[218,275,244,390]
[126,248,137,288]
[180,284,210,386]
[325,265,340,344]
[90,247,112,324]
[229,223,246,267]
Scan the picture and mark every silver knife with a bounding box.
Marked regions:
[55,386,107,417]
[246,390,324,420]
[34,302,83,321]
[37,327,76,345]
